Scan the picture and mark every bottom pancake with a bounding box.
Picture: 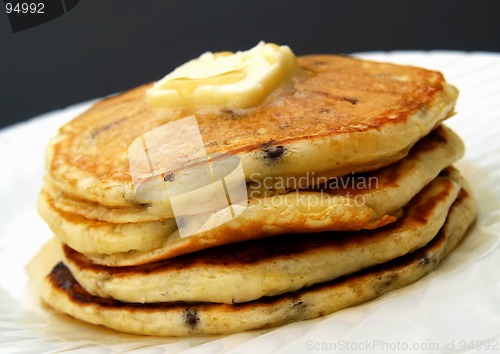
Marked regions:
[41,187,475,336]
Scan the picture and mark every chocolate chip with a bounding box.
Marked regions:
[343,97,359,105]
[319,108,330,113]
[183,308,199,329]
[163,172,175,182]
[263,146,285,160]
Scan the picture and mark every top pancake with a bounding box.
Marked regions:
[46,55,458,207]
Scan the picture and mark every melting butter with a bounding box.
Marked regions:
[146,42,298,110]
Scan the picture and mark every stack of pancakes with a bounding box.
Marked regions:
[38,55,476,336]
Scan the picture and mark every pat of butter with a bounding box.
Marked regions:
[146,42,298,109]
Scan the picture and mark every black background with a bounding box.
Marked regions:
[1,0,500,129]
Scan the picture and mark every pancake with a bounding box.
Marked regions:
[41,185,476,336]
[62,171,461,304]
[46,55,458,208]
[38,126,464,263]
[44,125,464,223]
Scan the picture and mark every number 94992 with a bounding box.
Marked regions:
[5,2,45,14]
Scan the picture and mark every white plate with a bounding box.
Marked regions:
[1,51,500,354]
